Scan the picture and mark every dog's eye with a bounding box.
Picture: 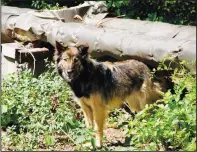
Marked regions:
[63,57,69,61]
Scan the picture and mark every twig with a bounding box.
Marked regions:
[28,50,36,75]
[15,42,37,75]
[60,128,75,143]
[18,47,48,53]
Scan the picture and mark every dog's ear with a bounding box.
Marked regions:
[55,41,66,53]
[76,43,89,58]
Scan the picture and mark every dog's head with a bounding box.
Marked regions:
[54,41,89,82]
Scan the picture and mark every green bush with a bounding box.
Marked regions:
[106,0,196,25]
[126,62,196,151]
[1,62,93,150]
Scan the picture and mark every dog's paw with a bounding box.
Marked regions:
[94,138,103,148]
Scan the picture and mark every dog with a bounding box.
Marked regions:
[54,41,166,147]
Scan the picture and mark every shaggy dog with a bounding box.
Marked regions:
[54,41,165,147]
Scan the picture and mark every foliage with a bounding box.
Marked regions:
[1,58,196,151]
[106,0,196,25]
[1,62,93,150]
[2,59,196,151]
[126,61,196,151]
[31,0,68,10]
[1,1,8,5]
[2,0,195,25]
[1,0,84,9]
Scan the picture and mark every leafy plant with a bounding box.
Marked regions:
[1,62,93,150]
[126,60,196,151]
[1,59,196,151]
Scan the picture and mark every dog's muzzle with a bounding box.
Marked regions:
[67,69,74,78]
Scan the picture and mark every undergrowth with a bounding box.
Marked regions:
[1,62,93,151]
[128,64,196,151]
[1,60,196,151]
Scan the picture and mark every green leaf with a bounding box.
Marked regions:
[2,105,8,113]
[75,135,86,144]
[44,135,55,146]
[91,138,96,149]
[172,119,179,125]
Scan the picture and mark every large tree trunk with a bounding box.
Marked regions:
[1,4,196,73]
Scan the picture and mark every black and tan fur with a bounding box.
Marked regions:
[54,41,166,147]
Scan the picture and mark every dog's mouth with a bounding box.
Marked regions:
[62,70,75,82]
[67,71,74,79]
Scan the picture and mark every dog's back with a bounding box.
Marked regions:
[102,60,163,112]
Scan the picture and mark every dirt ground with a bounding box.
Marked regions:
[2,127,126,151]
[61,127,126,151]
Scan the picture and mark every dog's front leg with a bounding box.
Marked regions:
[92,105,107,147]
[80,101,93,128]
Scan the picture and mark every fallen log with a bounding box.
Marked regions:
[94,18,196,41]
[1,4,196,73]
